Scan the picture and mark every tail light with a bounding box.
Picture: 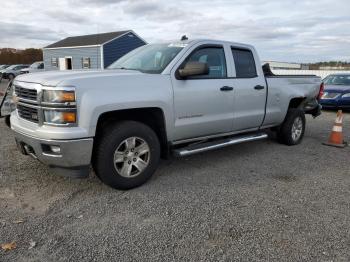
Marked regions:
[317,82,324,100]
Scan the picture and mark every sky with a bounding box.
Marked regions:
[0,0,349,62]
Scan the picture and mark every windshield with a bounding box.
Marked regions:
[108,44,184,74]
[324,75,350,85]
[5,65,17,70]
[30,62,41,68]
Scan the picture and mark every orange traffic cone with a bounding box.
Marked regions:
[323,110,347,148]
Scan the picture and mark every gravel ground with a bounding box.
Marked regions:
[0,81,350,261]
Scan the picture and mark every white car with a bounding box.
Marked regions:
[20,61,44,74]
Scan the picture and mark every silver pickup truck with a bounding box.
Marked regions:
[0,39,322,189]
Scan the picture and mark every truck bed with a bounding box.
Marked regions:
[262,63,318,78]
[262,63,321,126]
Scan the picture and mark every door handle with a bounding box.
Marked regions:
[254,85,265,90]
[220,86,233,91]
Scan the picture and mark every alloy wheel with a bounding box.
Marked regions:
[113,137,150,178]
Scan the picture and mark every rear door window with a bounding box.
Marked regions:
[231,48,257,78]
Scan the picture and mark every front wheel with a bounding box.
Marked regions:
[277,109,306,145]
[93,121,160,190]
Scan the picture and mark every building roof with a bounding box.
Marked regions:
[44,30,131,49]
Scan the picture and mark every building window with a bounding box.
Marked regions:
[82,57,91,69]
[51,57,58,67]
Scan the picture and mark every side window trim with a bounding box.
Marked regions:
[231,46,258,79]
[176,44,228,80]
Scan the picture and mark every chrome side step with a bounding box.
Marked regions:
[173,132,268,157]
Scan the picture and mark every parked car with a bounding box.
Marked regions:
[0,65,11,82]
[0,64,10,70]
[1,64,29,81]
[20,61,44,74]
[0,39,322,190]
[320,74,350,109]
[0,82,14,127]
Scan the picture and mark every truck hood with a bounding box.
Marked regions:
[15,69,143,86]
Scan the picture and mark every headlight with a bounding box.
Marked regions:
[44,110,76,125]
[321,92,328,99]
[342,93,350,98]
[42,90,75,103]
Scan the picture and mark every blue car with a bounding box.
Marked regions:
[320,74,350,109]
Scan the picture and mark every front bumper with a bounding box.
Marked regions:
[320,98,350,109]
[13,130,93,178]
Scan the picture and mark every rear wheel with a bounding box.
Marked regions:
[93,121,160,190]
[8,74,15,81]
[277,109,305,145]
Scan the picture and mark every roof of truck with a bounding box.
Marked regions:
[162,39,254,49]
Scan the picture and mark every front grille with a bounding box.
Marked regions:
[15,85,37,101]
[17,104,39,123]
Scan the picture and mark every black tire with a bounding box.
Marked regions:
[277,109,305,145]
[93,121,160,190]
[4,115,11,128]
[8,74,15,81]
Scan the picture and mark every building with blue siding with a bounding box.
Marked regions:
[43,30,146,70]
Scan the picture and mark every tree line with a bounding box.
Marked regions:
[0,48,43,65]
[309,61,350,70]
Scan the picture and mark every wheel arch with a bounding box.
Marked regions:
[288,97,306,109]
[94,107,169,158]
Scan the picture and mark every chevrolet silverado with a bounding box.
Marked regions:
[0,39,322,189]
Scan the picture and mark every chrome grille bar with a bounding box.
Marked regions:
[15,85,37,101]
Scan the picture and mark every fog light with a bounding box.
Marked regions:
[50,145,61,154]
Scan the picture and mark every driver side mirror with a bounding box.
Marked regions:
[178,61,209,79]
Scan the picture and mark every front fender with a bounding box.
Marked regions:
[70,75,174,139]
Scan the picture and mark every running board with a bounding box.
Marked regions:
[173,133,268,157]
